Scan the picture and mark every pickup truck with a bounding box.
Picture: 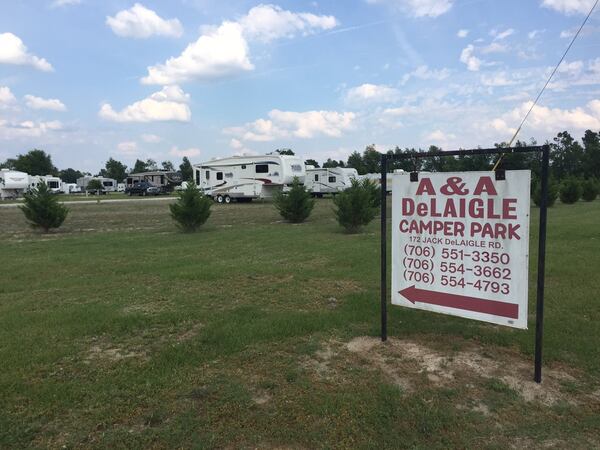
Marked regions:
[125,181,161,196]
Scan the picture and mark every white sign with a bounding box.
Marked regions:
[392,171,531,329]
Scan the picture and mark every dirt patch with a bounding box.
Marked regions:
[85,342,147,363]
[343,336,580,406]
[252,391,272,405]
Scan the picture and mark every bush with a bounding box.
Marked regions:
[362,177,382,208]
[559,178,582,204]
[274,177,314,223]
[532,179,558,207]
[19,181,68,232]
[169,182,212,232]
[86,179,104,194]
[333,178,379,233]
[581,179,599,202]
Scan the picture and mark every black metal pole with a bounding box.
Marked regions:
[380,154,388,342]
[534,145,550,383]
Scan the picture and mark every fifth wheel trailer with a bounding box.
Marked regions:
[0,169,29,200]
[193,154,306,203]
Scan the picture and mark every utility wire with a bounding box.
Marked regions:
[492,0,598,170]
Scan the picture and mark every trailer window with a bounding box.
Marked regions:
[256,164,269,173]
[329,176,336,183]
[195,170,200,185]
[205,171,210,180]
[103,181,112,187]
[291,164,302,172]
[225,172,233,178]
[48,181,59,189]
[241,165,246,169]
[216,172,223,180]
[314,174,319,181]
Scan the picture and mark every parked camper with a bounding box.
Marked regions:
[38,175,62,194]
[61,183,82,194]
[305,166,359,197]
[117,183,126,192]
[0,169,29,200]
[193,154,306,203]
[125,171,181,193]
[361,170,404,193]
[76,176,118,193]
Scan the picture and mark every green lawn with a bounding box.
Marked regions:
[0,199,599,448]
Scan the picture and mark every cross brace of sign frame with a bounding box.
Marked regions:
[379,145,550,383]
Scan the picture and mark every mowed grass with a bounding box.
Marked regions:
[0,198,599,448]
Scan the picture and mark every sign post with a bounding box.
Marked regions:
[380,146,550,382]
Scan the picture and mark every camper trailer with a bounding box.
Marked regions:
[39,175,62,194]
[361,170,404,193]
[125,171,182,193]
[305,166,359,197]
[61,183,82,194]
[193,154,306,203]
[0,169,29,200]
[76,176,118,193]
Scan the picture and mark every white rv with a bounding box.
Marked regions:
[361,170,404,193]
[193,154,306,203]
[76,176,118,192]
[0,169,29,200]
[61,183,82,194]
[305,166,359,197]
[39,175,62,193]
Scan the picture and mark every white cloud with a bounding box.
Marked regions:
[402,65,450,84]
[0,33,53,72]
[141,133,161,143]
[0,86,17,108]
[424,129,456,147]
[492,28,515,40]
[24,94,67,111]
[169,146,201,158]
[142,22,253,85]
[457,29,469,38]
[460,44,482,71]
[491,99,600,135]
[528,29,544,39]
[0,119,62,139]
[225,109,356,142]
[480,42,508,54]
[549,58,600,90]
[117,141,138,155]
[367,0,454,17]
[345,83,400,103]
[142,5,338,85]
[480,72,517,87]
[50,0,81,7]
[239,4,337,43]
[106,3,183,39]
[99,85,191,122]
[541,0,596,15]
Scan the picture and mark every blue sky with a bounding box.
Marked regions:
[0,0,599,172]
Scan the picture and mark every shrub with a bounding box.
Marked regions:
[86,179,104,194]
[559,178,582,204]
[169,182,212,232]
[333,178,379,233]
[362,177,382,208]
[581,179,599,202]
[274,177,314,223]
[532,179,558,207]
[19,181,68,232]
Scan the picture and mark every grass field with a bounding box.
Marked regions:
[1,198,599,448]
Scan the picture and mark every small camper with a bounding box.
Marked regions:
[76,176,118,192]
[193,154,306,203]
[125,171,182,193]
[0,169,29,200]
[61,183,82,194]
[305,166,359,197]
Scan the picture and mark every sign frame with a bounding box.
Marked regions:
[379,145,550,383]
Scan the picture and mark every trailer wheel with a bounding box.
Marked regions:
[216,194,224,203]
[224,195,232,204]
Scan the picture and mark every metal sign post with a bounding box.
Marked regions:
[380,145,550,383]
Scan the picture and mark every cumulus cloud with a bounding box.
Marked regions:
[117,141,138,155]
[224,109,356,142]
[142,5,337,85]
[367,0,453,17]
[491,99,600,135]
[50,0,80,7]
[0,86,17,108]
[0,33,53,72]
[99,85,191,122]
[345,83,400,103]
[491,28,515,40]
[548,58,600,90]
[460,44,482,71]
[424,129,456,146]
[401,65,450,84]
[141,133,161,143]
[541,0,596,15]
[24,94,67,111]
[457,29,469,38]
[0,119,62,139]
[169,146,201,158]
[480,72,517,87]
[106,3,183,39]
[239,4,337,42]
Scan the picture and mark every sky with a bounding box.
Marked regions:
[0,0,599,173]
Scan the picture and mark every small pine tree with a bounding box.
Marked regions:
[169,182,212,232]
[581,179,599,202]
[19,181,68,232]
[532,179,559,207]
[559,178,582,204]
[333,178,379,233]
[274,177,315,223]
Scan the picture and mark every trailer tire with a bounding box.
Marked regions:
[224,195,232,204]
[216,194,224,204]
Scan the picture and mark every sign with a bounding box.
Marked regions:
[391,171,531,329]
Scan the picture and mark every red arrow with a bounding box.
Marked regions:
[399,285,518,319]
